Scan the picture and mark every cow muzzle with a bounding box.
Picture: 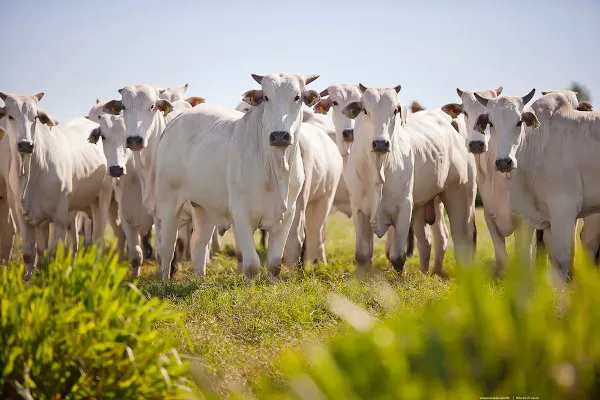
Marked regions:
[17,140,34,154]
[126,136,145,151]
[269,131,291,147]
[109,165,124,178]
[495,158,514,172]
[468,141,486,154]
[342,129,354,142]
[372,139,390,153]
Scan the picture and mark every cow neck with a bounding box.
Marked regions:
[137,114,166,212]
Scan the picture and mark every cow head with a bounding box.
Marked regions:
[103,84,173,151]
[442,86,503,154]
[91,115,131,177]
[87,98,111,121]
[541,89,593,112]
[473,89,537,172]
[313,84,362,157]
[158,83,189,102]
[243,73,319,149]
[0,92,57,154]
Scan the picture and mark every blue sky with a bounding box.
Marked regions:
[1,0,598,121]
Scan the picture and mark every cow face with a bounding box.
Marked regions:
[474,89,537,172]
[243,73,319,148]
[158,83,188,102]
[90,115,131,177]
[103,84,173,151]
[0,92,56,154]
[442,87,503,154]
[314,84,362,157]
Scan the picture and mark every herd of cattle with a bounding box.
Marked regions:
[0,73,598,281]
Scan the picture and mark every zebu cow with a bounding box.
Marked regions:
[159,83,189,102]
[153,73,319,280]
[0,92,112,273]
[472,89,600,278]
[341,84,476,273]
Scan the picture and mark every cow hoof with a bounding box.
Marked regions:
[131,258,141,278]
[268,263,282,277]
[391,254,406,272]
[432,269,448,279]
[244,264,260,280]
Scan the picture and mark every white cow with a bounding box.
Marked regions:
[153,73,319,281]
[341,84,476,273]
[159,83,189,102]
[472,89,600,278]
[0,92,113,273]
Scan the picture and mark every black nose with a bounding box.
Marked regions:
[109,165,124,177]
[342,129,354,142]
[495,158,514,172]
[126,136,144,150]
[469,141,486,154]
[372,139,390,153]
[17,140,34,154]
[269,131,292,147]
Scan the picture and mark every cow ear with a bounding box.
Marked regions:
[185,96,205,107]
[474,113,491,133]
[319,89,329,97]
[359,83,368,94]
[37,111,56,128]
[103,100,124,115]
[242,89,264,106]
[396,104,407,126]
[342,101,363,119]
[411,101,424,113]
[442,103,463,118]
[302,90,320,107]
[313,98,333,115]
[0,107,5,119]
[578,101,593,112]
[0,126,5,140]
[34,92,44,101]
[88,127,102,144]
[156,99,173,117]
[521,111,540,129]
[0,93,6,101]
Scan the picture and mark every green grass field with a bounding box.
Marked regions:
[120,208,560,397]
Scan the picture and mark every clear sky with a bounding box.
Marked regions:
[1,0,599,122]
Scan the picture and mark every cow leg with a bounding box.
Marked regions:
[483,209,508,274]
[190,205,214,278]
[431,214,449,276]
[513,222,535,266]
[385,226,395,263]
[66,212,80,253]
[108,197,126,257]
[283,198,305,266]
[266,209,297,277]
[231,227,244,272]
[210,229,221,256]
[390,199,413,272]
[91,183,112,251]
[231,211,261,280]
[547,206,577,280]
[0,197,15,263]
[412,207,431,273]
[82,213,93,248]
[441,189,475,266]
[353,209,374,273]
[305,192,336,265]
[22,222,37,274]
[406,223,415,257]
[121,217,143,278]
[35,223,50,261]
[580,218,600,265]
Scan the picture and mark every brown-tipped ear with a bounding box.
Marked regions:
[0,126,5,140]
[319,89,329,97]
[242,89,264,106]
[411,101,425,113]
[304,75,319,85]
[88,127,102,144]
[155,99,174,117]
[522,89,536,105]
[474,93,489,107]
[396,104,407,126]
[577,101,593,112]
[342,101,363,119]
[185,96,205,107]
[520,111,540,129]
[359,83,368,94]
[302,89,320,107]
[394,85,401,94]
[456,88,464,98]
[34,92,44,101]
[494,86,504,97]
[474,113,491,133]
[313,98,333,115]
[0,93,6,101]
[102,100,124,115]
[37,111,56,128]
[442,103,463,118]
[251,74,264,84]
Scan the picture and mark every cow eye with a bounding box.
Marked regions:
[150,104,155,111]
[463,111,469,118]
[8,116,14,120]
[264,96,269,102]
[333,101,339,106]
[364,109,368,116]
[294,95,300,101]
[516,121,522,127]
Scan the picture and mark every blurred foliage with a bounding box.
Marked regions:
[259,258,600,399]
[569,82,592,102]
[0,245,195,399]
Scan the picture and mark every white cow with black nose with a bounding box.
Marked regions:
[342,84,476,273]
[154,73,319,281]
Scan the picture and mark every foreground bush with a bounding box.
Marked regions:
[261,261,600,399]
[0,246,193,399]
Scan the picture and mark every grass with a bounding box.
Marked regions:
[130,209,521,397]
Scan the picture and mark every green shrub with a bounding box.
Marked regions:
[0,246,193,399]
[260,261,600,399]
